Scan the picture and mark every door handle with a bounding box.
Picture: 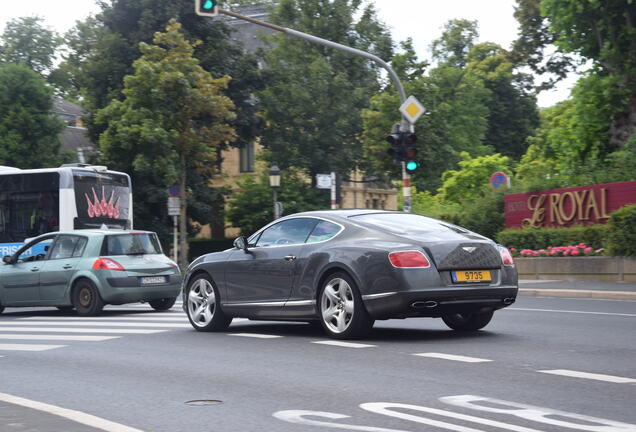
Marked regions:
[63,264,73,269]
[284,255,297,261]
[30,267,40,272]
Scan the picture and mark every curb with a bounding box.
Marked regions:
[519,288,636,301]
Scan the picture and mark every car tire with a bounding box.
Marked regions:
[149,297,177,311]
[185,274,232,332]
[442,310,494,331]
[72,279,105,316]
[0,305,4,314]
[318,272,374,339]
[56,306,74,312]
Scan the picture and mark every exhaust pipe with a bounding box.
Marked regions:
[411,301,438,309]
[503,298,515,305]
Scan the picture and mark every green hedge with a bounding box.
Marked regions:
[607,204,636,256]
[188,238,235,261]
[496,225,608,250]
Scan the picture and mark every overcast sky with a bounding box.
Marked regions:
[0,0,577,107]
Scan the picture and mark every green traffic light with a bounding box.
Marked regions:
[203,0,214,9]
[406,161,419,171]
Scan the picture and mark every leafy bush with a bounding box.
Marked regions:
[496,225,608,250]
[606,204,636,256]
[456,191,504,240]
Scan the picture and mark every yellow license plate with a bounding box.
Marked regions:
[451,270,492,283]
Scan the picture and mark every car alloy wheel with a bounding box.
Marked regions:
[321,277,355,334]
[319,272,374,339]
[186,275,232,332]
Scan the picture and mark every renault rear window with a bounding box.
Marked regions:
[102,233,162,255]
[350,213,469,235]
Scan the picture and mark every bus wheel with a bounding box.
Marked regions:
[72,279,105,316]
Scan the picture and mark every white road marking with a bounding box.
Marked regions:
[19,315,187,322]
[0,392,144,432]
[0,327,166,334]
[227,333,282,339]
[312,340,376,348]
[273,410,411,432]
[538,369,636,384]
[0,321,187,328]
[361,402,542,432]
[0,334,120,342]
[506,308,636,317]
[441,395,636,431]
[0,343,66,351]
[413,353,491,363]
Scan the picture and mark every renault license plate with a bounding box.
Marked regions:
[141,276,167,285]
[452,270,492,283]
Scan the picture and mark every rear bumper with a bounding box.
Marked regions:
[99,277,182,304]
[363,285,518,319]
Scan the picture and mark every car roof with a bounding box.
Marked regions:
[290,209,404,220]
[42,229,154,237]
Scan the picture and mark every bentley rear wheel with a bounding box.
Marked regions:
[319,272,374,339]
[186,275,232,332]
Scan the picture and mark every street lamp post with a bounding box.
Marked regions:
[269,164,281,220]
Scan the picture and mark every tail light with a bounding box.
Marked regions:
[499,247,515,266]
[388,250,431,268]
[93,258,125,271]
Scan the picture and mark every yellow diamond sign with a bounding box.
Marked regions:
[399,95,425,124]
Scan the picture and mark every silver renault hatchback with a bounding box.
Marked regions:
[0,230,181,316]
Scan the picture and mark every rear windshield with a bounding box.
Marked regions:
[103,233,162,255]
[350,213,469,235]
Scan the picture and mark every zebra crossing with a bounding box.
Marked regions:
[0,301,188,356]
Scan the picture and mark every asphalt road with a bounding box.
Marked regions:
[0,296,635,432]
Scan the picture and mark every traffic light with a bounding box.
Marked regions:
[403,133,419,173]
[386,127,404,162]
[195,0,219,17]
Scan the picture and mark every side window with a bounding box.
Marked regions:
[72,237,88,257]
[306,220,342,243]
[16,237,54,262]
[256,218,318,247]
[49,235,80,260]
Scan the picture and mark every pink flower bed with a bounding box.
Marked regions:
[510,244,605,258]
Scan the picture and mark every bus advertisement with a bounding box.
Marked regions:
[0,164,133,258]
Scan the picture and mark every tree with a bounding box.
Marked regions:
[0,63,65,168]
[541,0,636,148]
[96,20,235,267]
[226,168,327,236]
[257,0,394,179]
[431,19,478,69]
[58,0,263,149]
[467,42,539,159]
[509,0,575,91]
[437,152,511,203]
[0,17,61,74]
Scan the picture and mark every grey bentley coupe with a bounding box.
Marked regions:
[182,210,518,339]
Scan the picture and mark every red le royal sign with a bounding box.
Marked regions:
[504,181,636,228]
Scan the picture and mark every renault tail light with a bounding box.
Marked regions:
[93,258,125,271]
[388,250,431,268]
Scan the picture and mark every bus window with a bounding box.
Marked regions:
[0,173,60,243]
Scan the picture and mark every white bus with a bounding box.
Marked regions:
[0,164,133,257]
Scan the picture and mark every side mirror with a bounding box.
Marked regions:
[233,236,248,252]
[2,255,13,264]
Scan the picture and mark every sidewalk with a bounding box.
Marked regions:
[518,279,636,301]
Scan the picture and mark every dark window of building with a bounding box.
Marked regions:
[240,143,255,172]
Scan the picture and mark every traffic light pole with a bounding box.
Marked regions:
[216,8,413,212]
